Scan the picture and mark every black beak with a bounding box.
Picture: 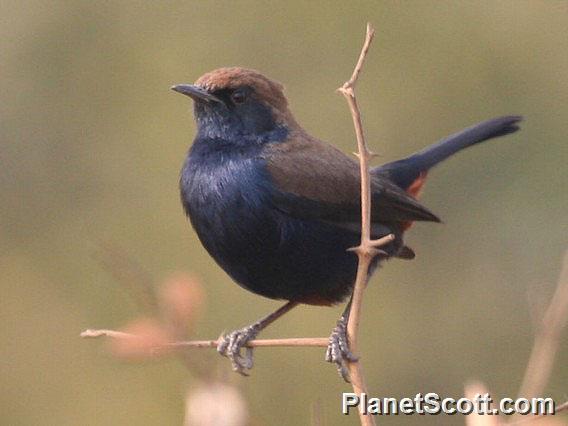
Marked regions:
[171,84,223,104]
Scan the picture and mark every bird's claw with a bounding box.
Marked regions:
[325,315,359,382]
[217,324,260,376]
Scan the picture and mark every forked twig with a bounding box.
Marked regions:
[337,23,392,426]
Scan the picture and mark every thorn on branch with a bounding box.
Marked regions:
[369,234,395,247]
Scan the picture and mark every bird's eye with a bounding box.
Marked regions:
[231,90,246,105]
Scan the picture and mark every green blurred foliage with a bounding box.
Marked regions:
[2,1,568,425]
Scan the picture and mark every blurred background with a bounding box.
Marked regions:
[2,1,568,425]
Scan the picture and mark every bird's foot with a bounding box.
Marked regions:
[217,324,260,376]
[325,315,359,382]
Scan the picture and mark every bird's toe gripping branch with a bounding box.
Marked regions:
[325,314,359,382]
[217,324,261,375]
[217,301,298,376]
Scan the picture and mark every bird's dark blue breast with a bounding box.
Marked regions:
[180,135,369,305]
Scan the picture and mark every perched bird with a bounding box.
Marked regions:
[172,67,521,379]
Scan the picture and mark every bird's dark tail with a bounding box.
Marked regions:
[374,116,522,190]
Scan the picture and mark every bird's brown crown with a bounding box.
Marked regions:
[195,67,296,124]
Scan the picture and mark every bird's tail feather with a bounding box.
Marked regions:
[374,115,522,190]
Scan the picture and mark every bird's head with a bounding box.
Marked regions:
[172,67,297,142]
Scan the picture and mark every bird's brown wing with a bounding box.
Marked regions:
[262,132,440,225]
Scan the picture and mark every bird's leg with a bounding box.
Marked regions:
[325,297,358,382]
[217,301,298,376]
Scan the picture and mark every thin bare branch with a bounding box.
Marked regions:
[342,22,376,90]
[517,251,568,400]
[168,337,328,349]
[81,329,137,339]
[337,23,384,426]
[81,329,328,348]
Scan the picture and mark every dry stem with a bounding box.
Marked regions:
[517,251,568,400]
[336,23,392,426]
[80,329,328,348]
[465,252,568,425]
